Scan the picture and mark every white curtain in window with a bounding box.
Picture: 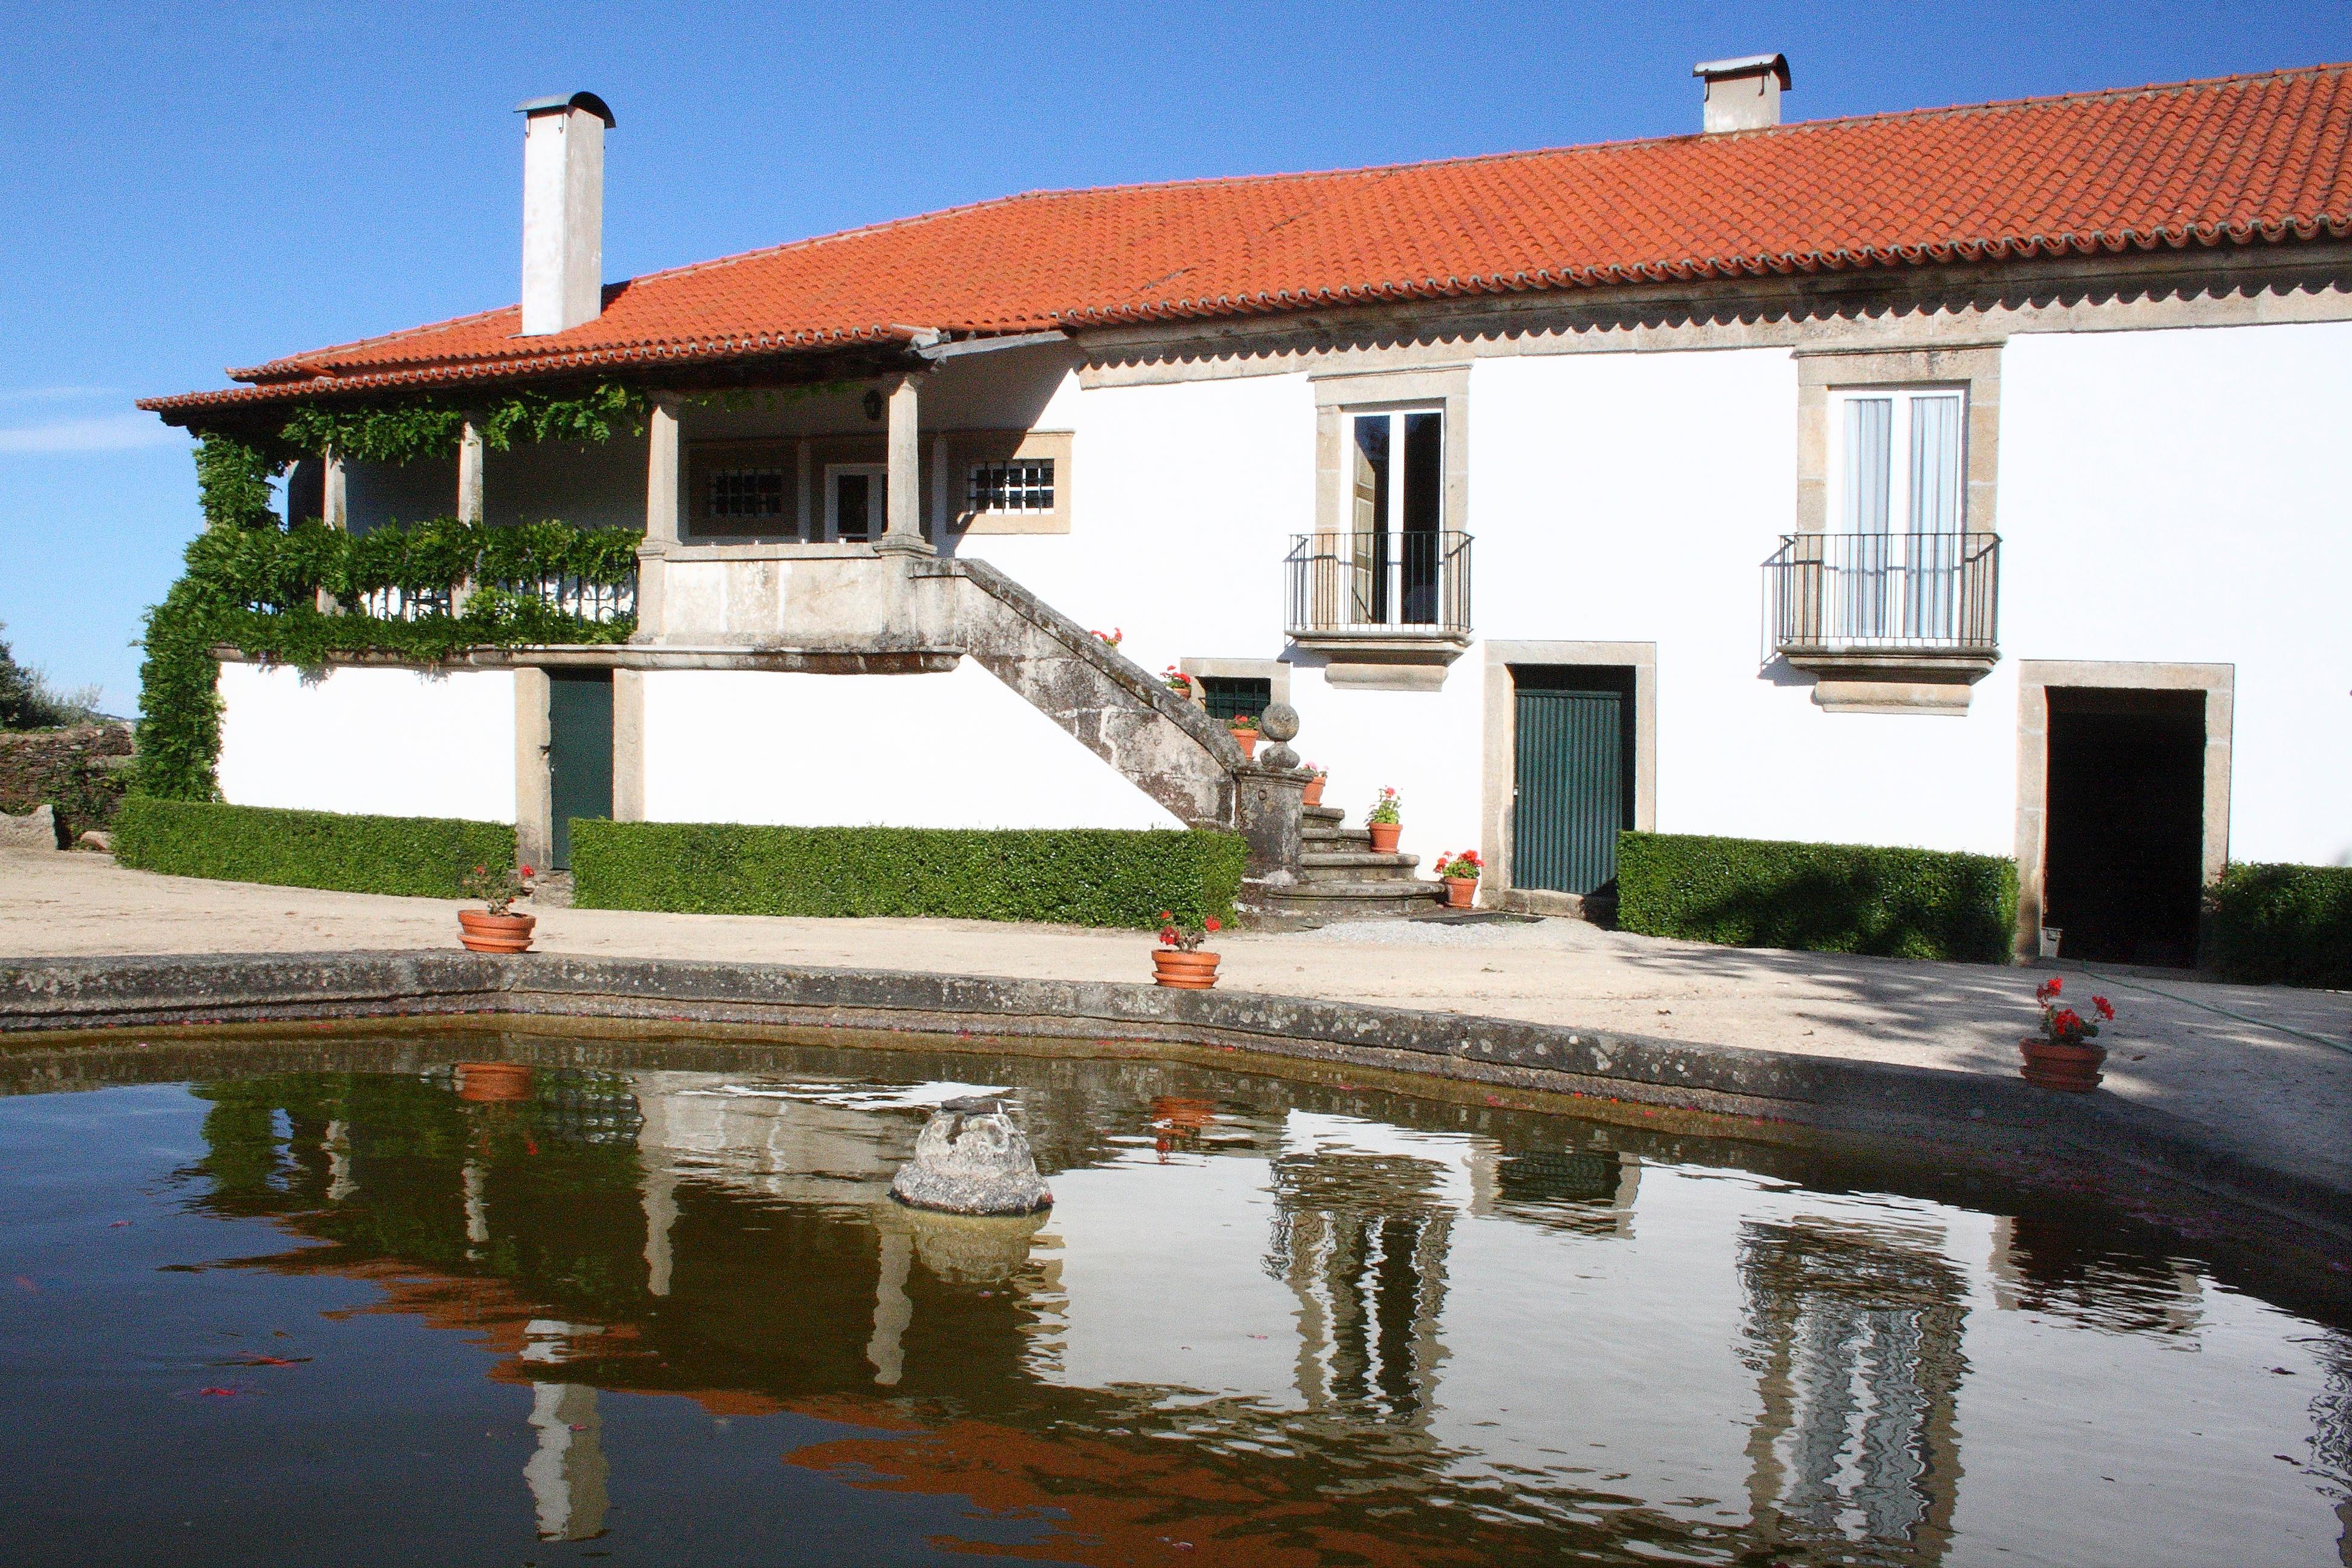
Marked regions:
[1841,397,1892,534]
[1907,395,1964,637]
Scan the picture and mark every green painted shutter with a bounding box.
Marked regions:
[547,672,615,870]
[1513,687,1627,895]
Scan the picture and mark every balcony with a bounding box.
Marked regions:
[1763,531,2001,712]
[1285,530,1472,688]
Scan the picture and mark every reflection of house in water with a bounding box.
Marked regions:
[1268,1140,1454,1427]
[1737,1219,1968,1567]
[1986,1214,2204,1336]
[1468,1145,1639,1237]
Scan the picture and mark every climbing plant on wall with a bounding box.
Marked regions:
[132,382,652,801]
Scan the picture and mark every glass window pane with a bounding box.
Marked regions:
[1909,394,1964,535]
[1351,416,1389,537]
[1402,411,1443,536]
[1841,398,1893,535]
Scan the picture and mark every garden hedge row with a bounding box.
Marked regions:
[1615,831,2018,964]
[113,798,515,900]
[2206,862,2352,990]
[571,822,1245,927]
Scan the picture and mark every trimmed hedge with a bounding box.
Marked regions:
[2206,863,2352,990]
[113,798,515,900]
[572,822,1245,927]
[1615,831,2018,964]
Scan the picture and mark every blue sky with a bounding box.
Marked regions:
[2,0,2342,713]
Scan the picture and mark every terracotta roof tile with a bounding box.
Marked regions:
[143,65,2352,416]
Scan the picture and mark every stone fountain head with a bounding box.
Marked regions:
[890,1103,1053,1215]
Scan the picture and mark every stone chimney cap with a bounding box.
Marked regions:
[515,91,615,128]
[1693,54,1791,90]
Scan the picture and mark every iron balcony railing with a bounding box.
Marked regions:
[1285,530,1473,637]
[1764,531,2000,658]
[355,571,637,626]
[489,570,638,625]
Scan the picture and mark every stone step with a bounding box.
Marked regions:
[1302,825,1373,846]
[1298,850,1421,878]
[1302,803,1346,823]
[1257,879,1445,917]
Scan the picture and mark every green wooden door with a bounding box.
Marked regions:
[547,671,613,870]
[1512,676,1632,895]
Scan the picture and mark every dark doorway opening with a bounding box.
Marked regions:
[547,670,615,871]
[1511,665,1636,897]
[2043,688,2205,966]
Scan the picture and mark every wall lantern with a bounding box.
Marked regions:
[863,390,884,422]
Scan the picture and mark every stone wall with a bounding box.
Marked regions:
[0,723,132,845]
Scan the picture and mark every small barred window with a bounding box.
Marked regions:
[969,458,1054,514]
[709,468,786,518]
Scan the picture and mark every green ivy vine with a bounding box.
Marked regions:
[135,381,652,800]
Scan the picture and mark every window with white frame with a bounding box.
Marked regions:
[969,457,1054,515]
[1823,387,1967,641]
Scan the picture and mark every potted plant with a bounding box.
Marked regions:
[1365,786,1403,854]
[454,1062,534,1102]
[2019,976,2115,1092]
[1227,709,1261,759]
[1162,666,1196,701]
[1091,626,1123,650]
[457,861,537,953]
[1152,910,1223,989]
[1301,762,1328,808]
[1433,849,1482,909]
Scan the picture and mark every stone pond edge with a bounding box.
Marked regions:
[1,949,2342,1236]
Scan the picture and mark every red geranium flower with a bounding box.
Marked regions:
[1204,917,1221,933]
[2093,996,2114,1021]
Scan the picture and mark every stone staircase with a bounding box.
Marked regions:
[1255,803,1442,925]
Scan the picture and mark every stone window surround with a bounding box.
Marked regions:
[1301,364,1474,690]
[1478,640,1658,917]
[2011,659,2233,961]
[1177,657,1291,710]
[1788,343,2005,714]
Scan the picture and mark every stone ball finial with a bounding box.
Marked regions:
[1260,743,1301,771]
[1258,702,1300,743]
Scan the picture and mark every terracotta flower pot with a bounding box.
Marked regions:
[1367,822,1402,854]
[1152,950,1221,990]
[454,1062,534,1103]
[1230,728,1260,759]
[1301,777,1326,807]
[458,909,537,953]
[2019,1036,2106,1092]
[1444,877,1477,909]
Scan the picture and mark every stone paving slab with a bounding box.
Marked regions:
[3,848,2347,1211]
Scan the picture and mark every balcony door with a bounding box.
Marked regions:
[824,464,887,542]
[1825,389,1964,643]
[1349,409,1444,626]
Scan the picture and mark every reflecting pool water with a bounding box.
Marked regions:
[1,1026,2346,1566]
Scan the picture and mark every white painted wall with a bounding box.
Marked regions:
[639,659,1182,830]
[218,318,2352,872]
[216,662,516,822]
[2001,321,2352,866]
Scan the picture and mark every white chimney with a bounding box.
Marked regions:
[1693,54,1790,133]
[517,92,614,336]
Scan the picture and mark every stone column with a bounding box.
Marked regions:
[457,422,486,523]
[876,375,932,555]
[514,667,553,873]
[611,667,647,822]
[317,452,347,613]
[636,398,681,640]
[454,421,485,617]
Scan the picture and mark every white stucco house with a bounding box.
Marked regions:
[143,59,2352,964]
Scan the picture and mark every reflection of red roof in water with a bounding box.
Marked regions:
[265,1247,1492,1564]
[786,1414,1483,1567]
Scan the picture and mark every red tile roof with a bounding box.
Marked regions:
[144,64,2352,417]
